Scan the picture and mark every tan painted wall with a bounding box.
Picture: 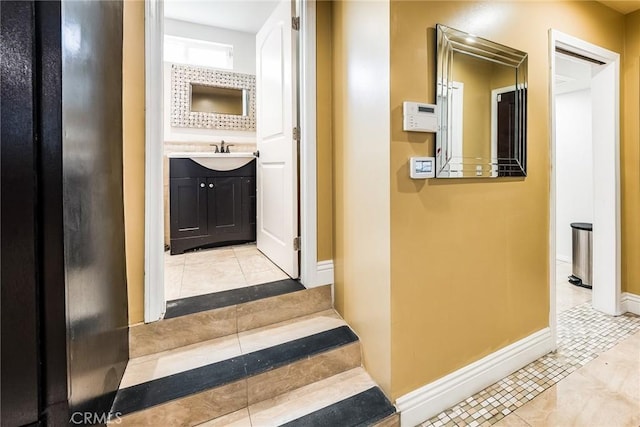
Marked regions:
[123,0,146,325]
[389,1,625,399]
[317,1,334,262]
[332,0,392,393]
[623,10,640,295]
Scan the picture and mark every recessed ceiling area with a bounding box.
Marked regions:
[597,1,640,14]
[164,0,279,34]
[555,53,594,94]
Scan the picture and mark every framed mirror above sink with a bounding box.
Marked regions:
[435,24,528,178]
[171,64,256,131]
[190,84,249,116]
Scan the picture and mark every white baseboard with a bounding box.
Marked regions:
[316,260,334,286]
[622,292,640,315]
[396,328,553,427]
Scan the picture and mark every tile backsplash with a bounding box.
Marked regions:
[164,141,257,155]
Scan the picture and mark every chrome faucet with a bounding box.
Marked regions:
[210,141,234,153]
[220,140,234,153]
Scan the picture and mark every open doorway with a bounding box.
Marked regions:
[549,30,622,337]
[553,50,595,313]
[143,0,322,322]
[161,1,293,301]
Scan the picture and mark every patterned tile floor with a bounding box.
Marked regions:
[419,304,640,427]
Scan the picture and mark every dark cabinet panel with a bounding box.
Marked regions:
[169,159,256,255]
[170,177,208,239]
[209,177,243,235]
[243,176,257,230]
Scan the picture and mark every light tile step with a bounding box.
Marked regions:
[129,283,332,358]
[196,368,397,427]
[121,309,345,388]
[110,313,361,426]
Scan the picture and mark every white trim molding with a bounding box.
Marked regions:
[299,0,321,288]
[316,260,334,286]
[548,29,622,340]
[396,328,553,427]
[144,0,166,323]
[622,293,640,315]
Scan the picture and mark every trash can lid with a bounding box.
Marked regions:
[570,222,592,231]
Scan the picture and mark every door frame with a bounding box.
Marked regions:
[548,29,621,343]
[144,0,325,323]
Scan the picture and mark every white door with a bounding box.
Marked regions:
[256,0,299,278]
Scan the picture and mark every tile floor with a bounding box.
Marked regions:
[164,243,289,300]
[556,259,591,313]
[419,304,640,426]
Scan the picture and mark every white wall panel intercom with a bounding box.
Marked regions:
[403,101,438,133]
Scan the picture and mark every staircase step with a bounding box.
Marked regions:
[245,368,395,427]
[193,371,398,427]
[129,283,332,358]
[165,279,305,319]
[111,311,361,426]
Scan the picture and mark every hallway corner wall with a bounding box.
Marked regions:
[331,0,392,395]
[123,0,146,325]
[316,0,334,263]
[622,10,640,296]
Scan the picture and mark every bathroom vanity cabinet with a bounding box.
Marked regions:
[169,158,256,255]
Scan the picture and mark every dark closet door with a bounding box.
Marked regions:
[1,2,41,425]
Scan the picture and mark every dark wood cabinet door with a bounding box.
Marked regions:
[170,177,208,238]
[208,177,243,237]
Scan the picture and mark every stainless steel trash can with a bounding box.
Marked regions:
[569,222,592,289]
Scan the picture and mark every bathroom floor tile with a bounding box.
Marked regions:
[244,268,289,286]
[164,243,291,300]
[164,263,184,300]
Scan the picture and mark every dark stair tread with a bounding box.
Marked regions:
[111,326,358,417]
[281,387,396,427]
[164,278,305,319]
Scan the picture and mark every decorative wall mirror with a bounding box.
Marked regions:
[171,64,256,131]
[436,24,528,178]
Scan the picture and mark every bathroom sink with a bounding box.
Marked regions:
[168,152,256,171]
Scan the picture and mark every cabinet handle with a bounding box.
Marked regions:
[200,183,205,188]
[209,183,214,188]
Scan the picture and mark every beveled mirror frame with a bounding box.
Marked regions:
[171,64,256,131]
[436,24,528,178]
